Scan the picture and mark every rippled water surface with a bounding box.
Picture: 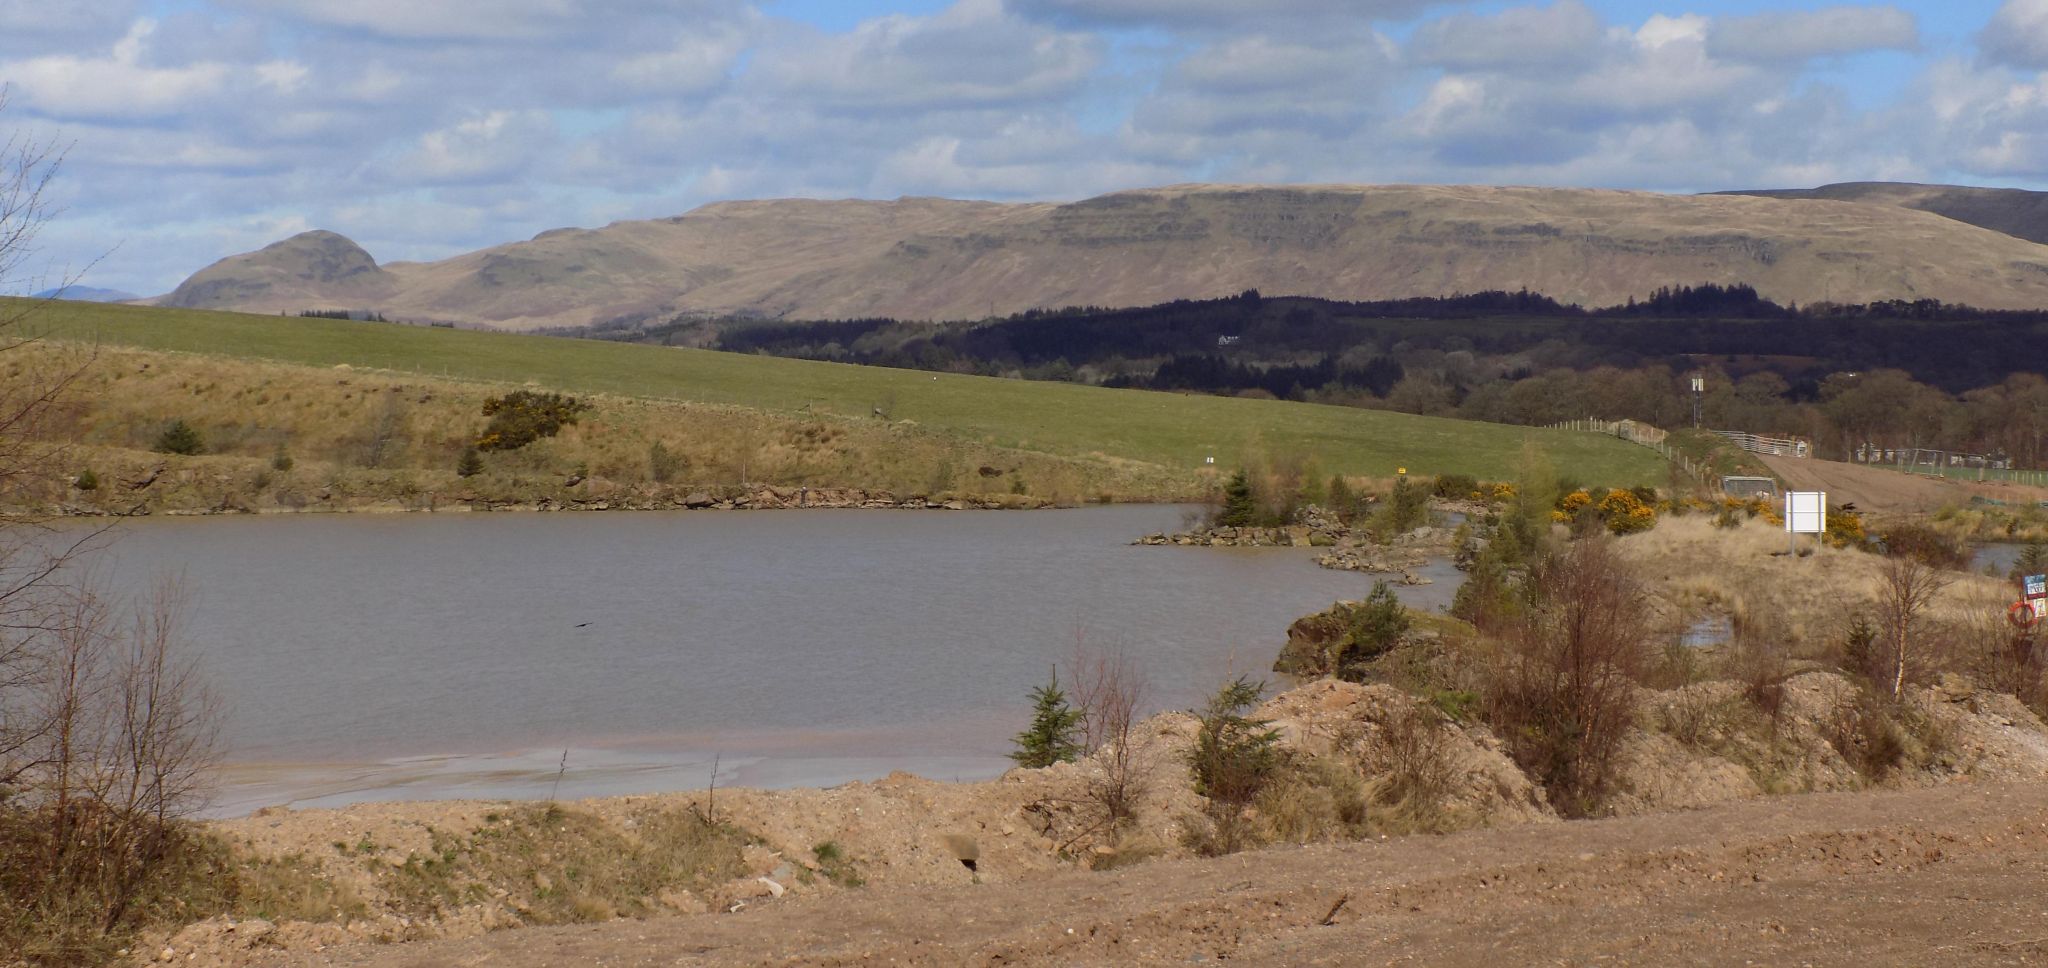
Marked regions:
[68,507,1460,813]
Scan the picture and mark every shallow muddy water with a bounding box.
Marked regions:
[63,507,1462,814]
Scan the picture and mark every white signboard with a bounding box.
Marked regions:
[1785,491,1827,534]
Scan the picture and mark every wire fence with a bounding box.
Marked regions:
[1549,418,1707,484]
[1851,446,2048,486]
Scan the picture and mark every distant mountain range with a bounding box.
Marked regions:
[149,182,2048,330]
[1715,182,2048,246]
[33,285,139,303]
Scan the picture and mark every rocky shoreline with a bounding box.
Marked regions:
[1133,504,1465,579]
[33,478,1067,519]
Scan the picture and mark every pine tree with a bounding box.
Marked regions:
[456,446,484,478]
[1326,474,1355,522]
[1217,469,1257,527]
[1010,669,1085,768]
[2013,543,2048,583]
[153,419,204,456]
[1337,580,1411,680]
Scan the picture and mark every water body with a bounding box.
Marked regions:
[1975,543,2032,577]
[61,507,1461,815]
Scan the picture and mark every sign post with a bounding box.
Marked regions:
[1784,491,1826,555]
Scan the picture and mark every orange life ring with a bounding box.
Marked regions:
[2010,601,2040,628]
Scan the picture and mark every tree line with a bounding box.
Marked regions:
[579,284,2048,464]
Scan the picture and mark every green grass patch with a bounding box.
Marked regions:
[10,299,1664,485]
[1663,429,1775,481]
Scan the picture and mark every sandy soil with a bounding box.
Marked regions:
[238,781,2048,968]
[1760,455,2048,513]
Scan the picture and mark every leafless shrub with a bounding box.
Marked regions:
[1970,614,2045,717]
[1658,685,1721,747]
[1065,632,1149,827]
[1729,606,1791,729]
[2,579,221,963]
[1480,536,1650,817]
[357,393,411,469]
[1379,704,1456,811]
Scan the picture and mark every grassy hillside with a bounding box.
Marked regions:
[7,297,1664,486]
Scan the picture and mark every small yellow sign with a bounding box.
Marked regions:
[1396,467,1407,476]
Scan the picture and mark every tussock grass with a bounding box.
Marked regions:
[8,298,1665,486]
[378,804,749,924]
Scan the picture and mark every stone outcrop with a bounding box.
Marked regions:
[1136,504,1461,580]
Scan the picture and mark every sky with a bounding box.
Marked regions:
[4,0,2048,295]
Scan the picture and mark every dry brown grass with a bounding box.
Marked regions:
[1618,516,2008,652]
[374,803,750,925]
[1,342,1193,511]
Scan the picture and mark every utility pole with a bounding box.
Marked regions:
[1690,375,1704,430]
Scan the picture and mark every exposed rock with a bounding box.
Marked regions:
[125,464,166,490]
[658,888,708,914]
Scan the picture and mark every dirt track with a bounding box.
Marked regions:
[250,781,2048,968]
[1760,455,2048,513]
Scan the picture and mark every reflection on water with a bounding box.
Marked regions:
[68,507,1461,815]
[1680,614,1734,649]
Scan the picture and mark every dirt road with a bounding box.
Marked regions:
[1760,454,2047,513]
[251,781,2048,968]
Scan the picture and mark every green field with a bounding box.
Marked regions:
[8,298,1665,485]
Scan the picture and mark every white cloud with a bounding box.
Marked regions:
[224,0,685,42]
[1410,1,1603,72]
[396,110,560,185]
[1128,31,1399,148]
[1013,0,1450,28]
[1,19,232,119]
[609,25,750,95]
[1982,0,2048,68]
[1707,5,1918,64]
[750,0,1100,110]
[1633,13,1707,50]
[0,0,141,48]
[256,60,311,94]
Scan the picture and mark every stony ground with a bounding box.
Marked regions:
[235,781,2048,968]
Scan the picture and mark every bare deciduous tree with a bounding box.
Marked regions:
[1065,630,1149,825]
[1,86,86,505]
[1876,555,1953,699]
[0,92,221,959]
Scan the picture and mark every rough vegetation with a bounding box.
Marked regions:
[2,301,1666,509]
[0,343,1190,515]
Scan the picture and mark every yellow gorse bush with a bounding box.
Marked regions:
[1597,489,1657,535]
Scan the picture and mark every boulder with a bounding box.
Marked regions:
[683,492,714,508]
